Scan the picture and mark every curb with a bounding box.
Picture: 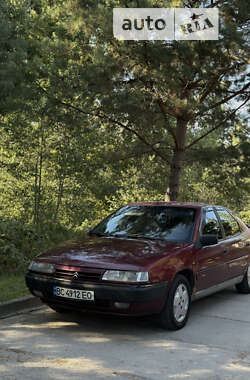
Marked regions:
[0,296,42,319]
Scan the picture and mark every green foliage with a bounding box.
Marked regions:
[0,218,75,274]
[0,0,37,115]
[26,0,248,200]
[0,0,249,274]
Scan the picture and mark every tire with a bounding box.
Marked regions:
[235,265,250,294]
[158,275,191,330]
[47,303,71,313]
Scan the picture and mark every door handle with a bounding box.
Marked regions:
[222,248,228,254]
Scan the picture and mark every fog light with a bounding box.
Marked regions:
[33,290,43,297]
[114,302,130,309]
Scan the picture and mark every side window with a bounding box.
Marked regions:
[202,209,223,239]
[216,209,241,238]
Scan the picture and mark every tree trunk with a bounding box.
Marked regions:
[33,127,45,224]
[54,176,64,222]
[168,118,188,201]
[33,154,39,223]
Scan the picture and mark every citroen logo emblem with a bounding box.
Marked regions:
[72,272,79,280]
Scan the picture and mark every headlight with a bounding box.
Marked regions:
[28,261,55,274]
[102,270,149,283]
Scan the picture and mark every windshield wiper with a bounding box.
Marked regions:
[89,231,108,237]
[90,232,163,240]
[90,233,148,239]
[124,234,161,240]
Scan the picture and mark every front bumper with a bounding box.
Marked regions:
[25,271,168,316]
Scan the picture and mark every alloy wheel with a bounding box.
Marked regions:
[173,283,189,323]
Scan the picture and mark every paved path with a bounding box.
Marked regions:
[1,287,250,380]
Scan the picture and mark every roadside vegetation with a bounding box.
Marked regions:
[0,273,29,302]
[0,0,249,302]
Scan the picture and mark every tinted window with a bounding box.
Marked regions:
[202,209,223,239]
[91,206,196,242]
[216,209,241,237]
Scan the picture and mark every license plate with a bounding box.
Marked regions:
[53,286,94,301]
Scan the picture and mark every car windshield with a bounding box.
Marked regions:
[91,206,196,242]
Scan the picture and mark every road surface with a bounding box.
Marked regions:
[1,287,250,379]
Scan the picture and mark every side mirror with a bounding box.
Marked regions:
[200,234,218,247]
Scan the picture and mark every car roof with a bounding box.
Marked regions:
[125,201,223,209]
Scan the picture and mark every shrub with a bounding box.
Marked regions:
[0,218,75,274]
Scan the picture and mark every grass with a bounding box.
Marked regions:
[0,272,29,302]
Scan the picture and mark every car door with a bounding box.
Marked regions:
[196,207,229,291]
[215,208,248,280]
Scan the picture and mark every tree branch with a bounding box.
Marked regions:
[186,98,249,149]
[107,149,158,163]
[96,111,170,163]
[142,42,178,144]
[37,83,170,163]
[199,63,247,105]
[196,81,250,117]
[207,0,226,8]
[199,73,225,104]
[157,100,178,146]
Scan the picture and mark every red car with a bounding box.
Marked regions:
[26,202,250,330]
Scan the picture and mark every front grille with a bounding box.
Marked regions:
[54,268,102,282]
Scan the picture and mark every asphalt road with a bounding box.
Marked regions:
[1,287,250,380]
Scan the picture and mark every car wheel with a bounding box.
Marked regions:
[235,265,250,294]
[158,275,191,330]
[47,303,71,313]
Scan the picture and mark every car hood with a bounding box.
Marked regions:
[37,235,190,271]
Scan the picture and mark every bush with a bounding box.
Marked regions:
[0,218,76,274]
